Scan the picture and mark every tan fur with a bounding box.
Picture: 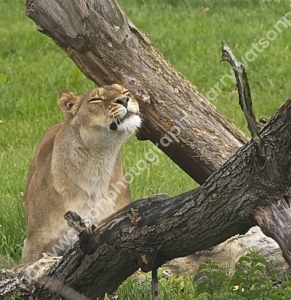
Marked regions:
[22,84,141,263]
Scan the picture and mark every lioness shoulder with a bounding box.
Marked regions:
[22,84,141,263]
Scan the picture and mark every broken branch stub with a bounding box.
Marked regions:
[221,41,264,158]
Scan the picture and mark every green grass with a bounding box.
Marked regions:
[1,0,291,297]
[120,0,291,133]
[118,273,195,300]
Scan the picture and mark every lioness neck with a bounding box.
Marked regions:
[51,123,129,222]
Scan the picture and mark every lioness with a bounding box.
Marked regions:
[22,84,141,263]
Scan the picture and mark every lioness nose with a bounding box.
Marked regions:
[115,96,129,108]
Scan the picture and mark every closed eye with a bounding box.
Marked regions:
[89,98,103,103]
[123,90,130,96]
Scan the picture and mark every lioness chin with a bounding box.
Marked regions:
[22,84,141,263]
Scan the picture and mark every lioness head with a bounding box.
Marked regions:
[58,83,141,133]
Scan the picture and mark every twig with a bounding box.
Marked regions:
[221,42,265,158]
[151,268,159,300]
[64,211,87,234]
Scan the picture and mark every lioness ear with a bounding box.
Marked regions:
[58,91,77,119]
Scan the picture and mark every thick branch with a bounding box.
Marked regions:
[252,200,291,264]
[1,99,291,299]
[25,0,247,184]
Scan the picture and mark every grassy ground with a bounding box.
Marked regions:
[1,0,291,297]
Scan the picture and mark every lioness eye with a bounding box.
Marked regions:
[89,98,102,103]
[123,90,130,96]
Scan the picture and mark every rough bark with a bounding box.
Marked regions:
[1,98,291,298]
[25,0,247,184]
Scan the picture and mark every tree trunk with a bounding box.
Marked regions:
[25,0,247,184]
[1,97,291,298]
